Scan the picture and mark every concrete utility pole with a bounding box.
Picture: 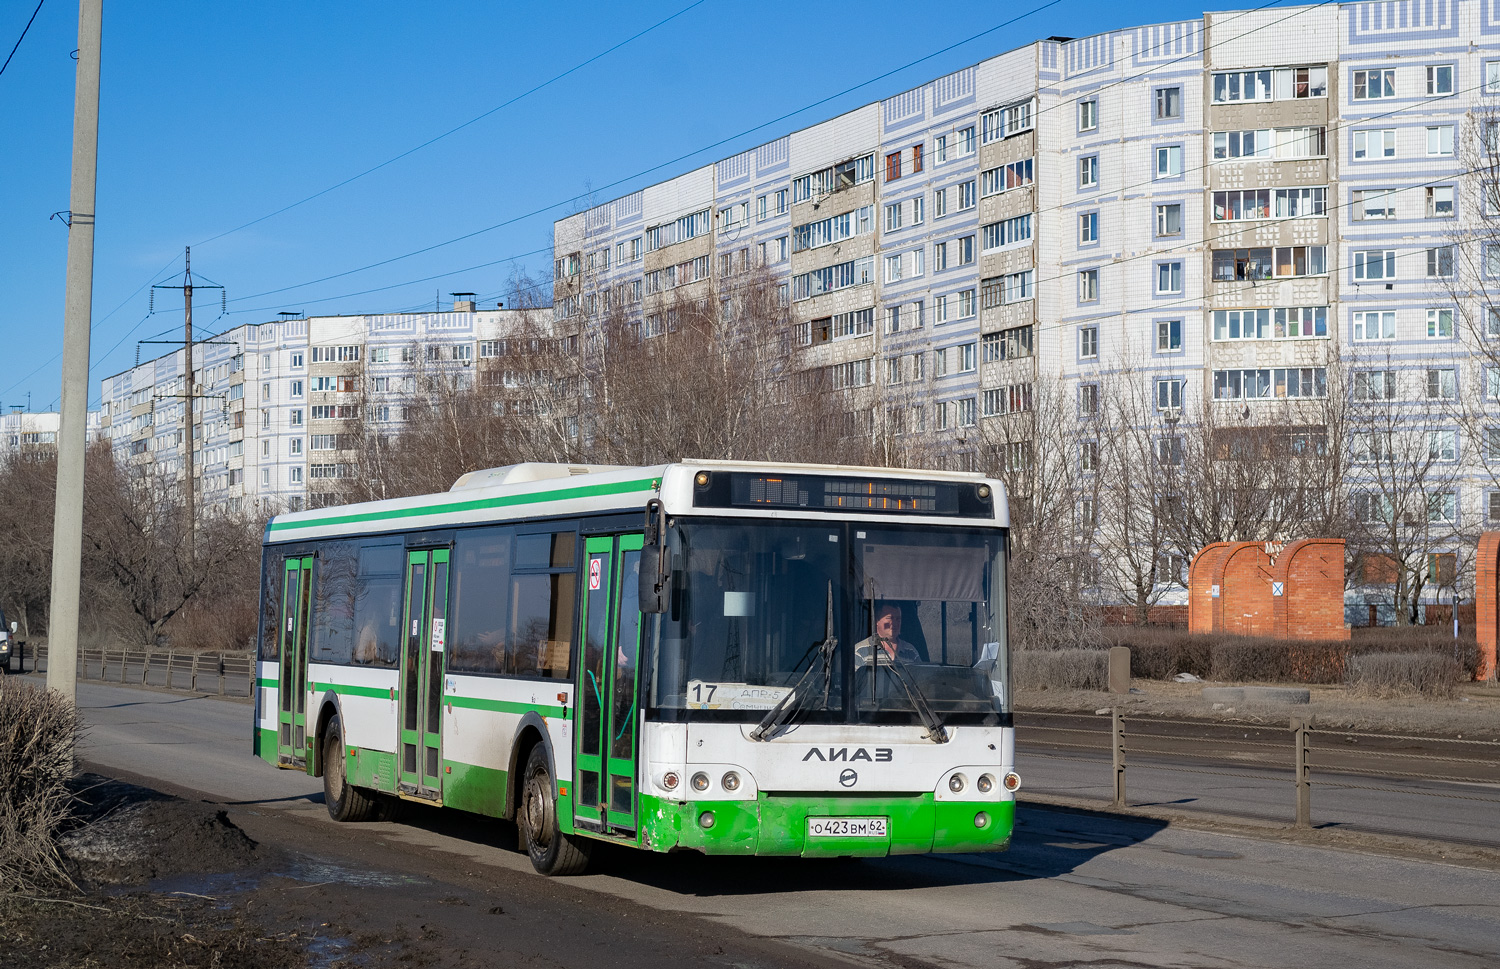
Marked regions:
[47,0,104,700]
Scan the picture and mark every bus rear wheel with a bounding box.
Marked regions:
[519,745,591,875]
[323,715,378,823]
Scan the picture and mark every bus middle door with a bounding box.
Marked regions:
[398,548,449,799]
[277,555,313,769]
[575,534,645,837]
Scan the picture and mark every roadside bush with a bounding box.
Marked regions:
[0,681,79,891]
[1012,648,1109,691]
[1347,652,1462,699]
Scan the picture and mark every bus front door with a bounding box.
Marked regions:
[277,556,313,769]
[574,534,645,836]
[398,548,449,799]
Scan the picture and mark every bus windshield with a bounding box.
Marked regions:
[648,519,1008,728]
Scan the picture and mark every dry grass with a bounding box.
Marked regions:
[1096,626,1480,685]
[0,680,80,892]
[1012,648,1109,691]
[1346,652,1463,699]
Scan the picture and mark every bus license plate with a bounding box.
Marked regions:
[807,816,888,838]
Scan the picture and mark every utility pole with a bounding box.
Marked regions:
[47,0,103,701]
[152,248,222,561]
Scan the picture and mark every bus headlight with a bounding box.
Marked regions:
[662,771,680,791]
[1003,771,1022,792]
[721,771,740,792]
[691,772,710,792]
[948,773,967,793]
[977,774,994,794]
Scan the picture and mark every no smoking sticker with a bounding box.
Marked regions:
[589,557,602,590]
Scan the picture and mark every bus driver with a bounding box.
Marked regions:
[855,602,921,667]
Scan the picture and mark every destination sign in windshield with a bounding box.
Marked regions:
[691,471,993,518]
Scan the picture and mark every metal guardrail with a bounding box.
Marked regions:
[16,644,254,698]
[1019,708,1500,834]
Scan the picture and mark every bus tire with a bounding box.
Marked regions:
[519,745,591,875]
[323,715,378,823]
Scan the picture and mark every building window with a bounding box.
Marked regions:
[956,398,976,427]
[1427,125,1455,156]
[1427,246,1454,278]
[1426,186,1455,218]
[955,235,974,266]
[1427,429,1458,462]
[885,151,902,182]
[1079,99,1098,131]
[1080,325,1099,359]
[1353,68,1396,100]
[957,181,976,210]
[1081,440,1099,472]
[1427,64,1454,96]
[1353,128,1395,159]
[1156,202,1182,237]
[1427,491,1457,524]
[1354,189,1397,221]
[1156,145,1182,178]
[1079,155,1098,189]
[1155,86,1182,120]
[1156,261,1183,295]
[1212,368,1327,399]
[1079,383,1100,417]
[1156,378,1183,411]
[1353,310,1397,341]
[984,213,1033,251]
[1078,268,1099,302]
[290,379,304,398]
[1157,436,1184,466]
[911,143,923,173]
[1354,250,1397,281]
[1157,320,1183,352]
[911,196,924,224]
[1426,369,1457,400]
[1079,211,1098,245]
[1353,370,1397,401]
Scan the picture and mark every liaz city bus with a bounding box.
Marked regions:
[253,461,1017,874]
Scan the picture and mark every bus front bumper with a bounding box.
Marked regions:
[638,793,1013,857]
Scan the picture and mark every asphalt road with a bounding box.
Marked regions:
[1016,712,1500,846]
[54,679,1500,968]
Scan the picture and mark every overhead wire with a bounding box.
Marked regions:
[0,0,44,80]
[191,0,714,248]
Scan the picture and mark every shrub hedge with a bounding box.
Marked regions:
[0,681,79,891]
[1012,648,1109,691]
[1346,652,1462,699]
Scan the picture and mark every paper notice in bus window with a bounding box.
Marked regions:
[687,680,790,710]
[430,618,446,652]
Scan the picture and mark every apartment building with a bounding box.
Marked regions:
[0,410,61,456]
[101,303,537,514]
[554,1,1500,595]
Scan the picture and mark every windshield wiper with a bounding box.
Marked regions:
[750,582,837,742]
[882,657,949,744]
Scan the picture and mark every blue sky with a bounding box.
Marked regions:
[0,0,1247,410]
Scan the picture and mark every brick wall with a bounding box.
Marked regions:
[1272,539,1349,641]
[1189,538,1349,641]
[1478,532,1499,682]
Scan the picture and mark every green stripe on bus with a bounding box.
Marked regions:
[267,476,660,533]
[256,677,277,689]
[311,682,391,699]
[445,694,565,718]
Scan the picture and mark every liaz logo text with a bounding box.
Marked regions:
[802,747,893,763]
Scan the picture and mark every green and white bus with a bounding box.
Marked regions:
[253,461,1017,874]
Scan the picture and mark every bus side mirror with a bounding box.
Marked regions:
[639,546,671,614]
[7,622,14,634]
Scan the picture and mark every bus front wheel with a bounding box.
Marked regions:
[323,715,378,823]
[519,745,591,875]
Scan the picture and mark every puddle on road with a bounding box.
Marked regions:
[307,932,354,968]
[280,860,426,888]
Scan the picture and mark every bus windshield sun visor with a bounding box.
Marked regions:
[861,545,986,602]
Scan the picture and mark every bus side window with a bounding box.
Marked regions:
[448,527,512,675]
[311,540,358,665]
[352,543,404,667]
[510,529,577,679]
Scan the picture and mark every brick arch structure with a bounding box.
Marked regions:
[1188,543,1233,633]
[1270,538,1349,641]
[1212,542,1275,637]
[1478,532,1500,682]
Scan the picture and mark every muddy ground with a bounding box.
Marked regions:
[0,773,853,969]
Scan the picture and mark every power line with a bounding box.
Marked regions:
[192,0,713,249]
[0,0,44,80]
[222,0,1074,307]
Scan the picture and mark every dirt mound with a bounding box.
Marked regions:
[61,776,264,886]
